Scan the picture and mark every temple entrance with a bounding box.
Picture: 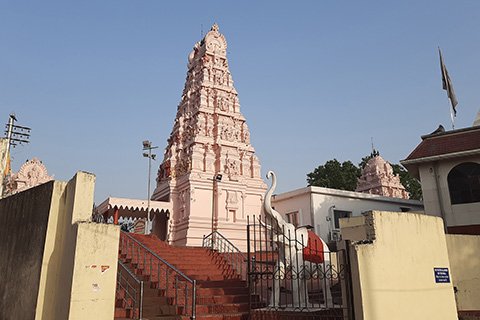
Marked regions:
[96,197,171,238]
[152,210,169,241]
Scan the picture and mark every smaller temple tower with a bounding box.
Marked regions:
[4,157,54,197]
[356,152,409,199]
[152,24,267,249]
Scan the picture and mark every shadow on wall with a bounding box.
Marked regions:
[446,234,480,315]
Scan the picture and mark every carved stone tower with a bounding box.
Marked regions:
[356,153,410,199]
[152,24,267,249]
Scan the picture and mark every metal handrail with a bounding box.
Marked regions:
[117,260,144,319]
[202,230,248,280]
[119,231,196,320]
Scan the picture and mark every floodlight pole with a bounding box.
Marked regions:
[147,147,152,234]
[211,177,215,242]
[143,140,158,234]
[210,174,222,246]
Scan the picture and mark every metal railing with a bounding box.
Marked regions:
[119,231,196,319]
[247,215,349,319]
[202,230,248,280]
[117,261,144,319]
[91,203,105,223]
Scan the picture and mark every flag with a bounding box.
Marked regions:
[3,151,11,180]
[439,47,458,115]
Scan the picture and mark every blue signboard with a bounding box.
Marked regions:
[434,268,450,283]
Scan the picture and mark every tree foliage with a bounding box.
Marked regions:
[307,156,423,200]
[120,221,134,233]
[390,164,422,200]
[306,159,361,191]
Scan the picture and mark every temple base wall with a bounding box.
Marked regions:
[162,178,265,251]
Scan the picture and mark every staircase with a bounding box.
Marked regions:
[116,233,249,320]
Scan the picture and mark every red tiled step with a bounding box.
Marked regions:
[196,286,248,296]
[195,302,249,314]
[196,279,247,288]
[142,304,177,317]
[118,233,249,320]
[116,318,181,320]
[179,273,227,281]
[196,294,250,304]
[114,307,136,318]
[180,312,248,320]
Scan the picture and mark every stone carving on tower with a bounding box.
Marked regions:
[152,24,267,249]
[356,152,410,199]
[5,157,54,195]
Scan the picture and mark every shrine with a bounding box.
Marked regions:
[151,24,267,249]
[356,152,409,199]
[4,157,54,196]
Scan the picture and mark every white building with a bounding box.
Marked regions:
[272,155,423,243]
[401,122,480,234]
[271,186,423,243]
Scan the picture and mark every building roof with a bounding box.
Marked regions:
[96,197,171,220]
[273,185,423,206]
[401,125,480,177]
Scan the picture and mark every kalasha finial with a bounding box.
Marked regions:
[211,23,219,32]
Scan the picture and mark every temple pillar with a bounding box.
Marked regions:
[113,208,119,225]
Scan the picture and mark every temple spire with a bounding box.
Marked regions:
[151,25,266,249]
[356,155,409,199]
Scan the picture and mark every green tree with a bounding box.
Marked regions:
[120,221,134,233]
[390,164,422,200]
[306,159,361,191]
[307,156,423,200]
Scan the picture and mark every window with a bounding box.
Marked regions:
[448,162,480,205]
[286,212,298,227]
[333,210,351,230]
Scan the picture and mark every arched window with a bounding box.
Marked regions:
[448,162,480,205]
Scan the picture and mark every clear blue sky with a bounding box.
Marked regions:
[1,1,480,203]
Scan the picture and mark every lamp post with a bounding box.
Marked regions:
[142,140,158,234]
[210,174,222,245]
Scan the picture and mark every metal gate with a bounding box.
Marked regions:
[247,215,354,320]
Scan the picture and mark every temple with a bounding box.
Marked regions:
[4,157,54,196]
[356,152,410,199]
[151,24,267,249]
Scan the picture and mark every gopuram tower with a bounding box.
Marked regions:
[152,24,267,249]
[356,152,410,199]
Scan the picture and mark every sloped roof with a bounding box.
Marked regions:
[404,127,480,161]
[97,197,171,219]
[401,126,480,177]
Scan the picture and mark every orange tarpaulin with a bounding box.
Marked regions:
[302,230,324,263]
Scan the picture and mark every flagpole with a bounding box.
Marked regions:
[438,47,458,130]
